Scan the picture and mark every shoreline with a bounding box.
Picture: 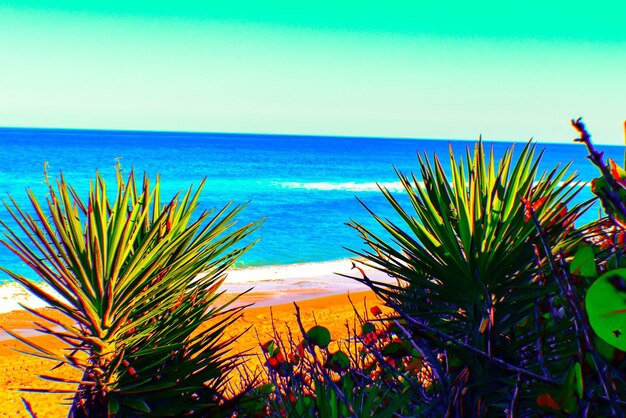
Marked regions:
[0,258,391,315]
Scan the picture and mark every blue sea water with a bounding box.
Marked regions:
[0,127,623,285]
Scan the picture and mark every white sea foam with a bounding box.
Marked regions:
[0,259,393,314]
[270,179,590,193]
[536,181,590,188]
[0,282,63,314]
[270,181,407,192]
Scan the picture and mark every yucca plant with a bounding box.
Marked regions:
[0,166,262,417]
[347,140,592,416]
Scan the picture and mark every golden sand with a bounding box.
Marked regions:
[0,290,382,417]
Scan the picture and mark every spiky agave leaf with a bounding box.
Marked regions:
[346,140,590,415]
[0,166,262,417]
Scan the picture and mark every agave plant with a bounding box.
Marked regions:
[0,166,261,417]
[347,140,592,416]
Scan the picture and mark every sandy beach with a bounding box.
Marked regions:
[0,260,389,417]
[0,259,392,314]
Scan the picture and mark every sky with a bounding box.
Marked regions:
[0,1,624,144]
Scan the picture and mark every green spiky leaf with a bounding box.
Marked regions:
[346,139,588,413]
[124,398,151,413]
[0,166,262,416]
[574,362,584,399]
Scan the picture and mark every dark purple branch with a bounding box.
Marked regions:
[352,264,557,386]
[523,197,622,416]
[293,303,356,416]
[571,118,626,219]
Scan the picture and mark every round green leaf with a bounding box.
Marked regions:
[361,322,376,335]
[586,268,626,351]
[594,335,616,361]
[307,325,331,348]
[381,341,408,357]
[569,244,598,278]
[328,351,350,371]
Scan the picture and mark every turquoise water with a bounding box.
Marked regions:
[0,127,622,284]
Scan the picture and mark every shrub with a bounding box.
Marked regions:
[257,303,414,417]
[346,138,603,415]
[0,166,261,417]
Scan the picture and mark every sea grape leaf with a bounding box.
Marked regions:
[328,351,350,371]
[586,268,626,351]
[307,325,331,348]
[569,244,598,278]
[381,341,408,357]
[361,322,376,335]
[594,335,616,361]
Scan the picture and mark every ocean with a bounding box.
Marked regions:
[0,127,623,286]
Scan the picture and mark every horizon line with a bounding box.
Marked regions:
[0,124,617,147]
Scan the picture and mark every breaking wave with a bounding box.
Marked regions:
[270,181,408,192]
[271,180,590,193]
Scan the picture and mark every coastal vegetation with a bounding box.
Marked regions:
[1,118,625,416]
[254,119,626,417]
[0,166,262,416]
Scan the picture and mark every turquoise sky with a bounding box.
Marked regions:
[1,1,624,143]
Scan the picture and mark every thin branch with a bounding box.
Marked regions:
[523,195,623,416]
[353,263,558,386]
[572,117,626,219]
[293,302,358,418]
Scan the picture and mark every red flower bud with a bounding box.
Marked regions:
[370,306,382,316]
[363,332,377,345]
[537,393,561,411]
[523,196,547,222]
[268,356,279,368]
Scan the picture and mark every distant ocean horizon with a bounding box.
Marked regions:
[0,127,623,285]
